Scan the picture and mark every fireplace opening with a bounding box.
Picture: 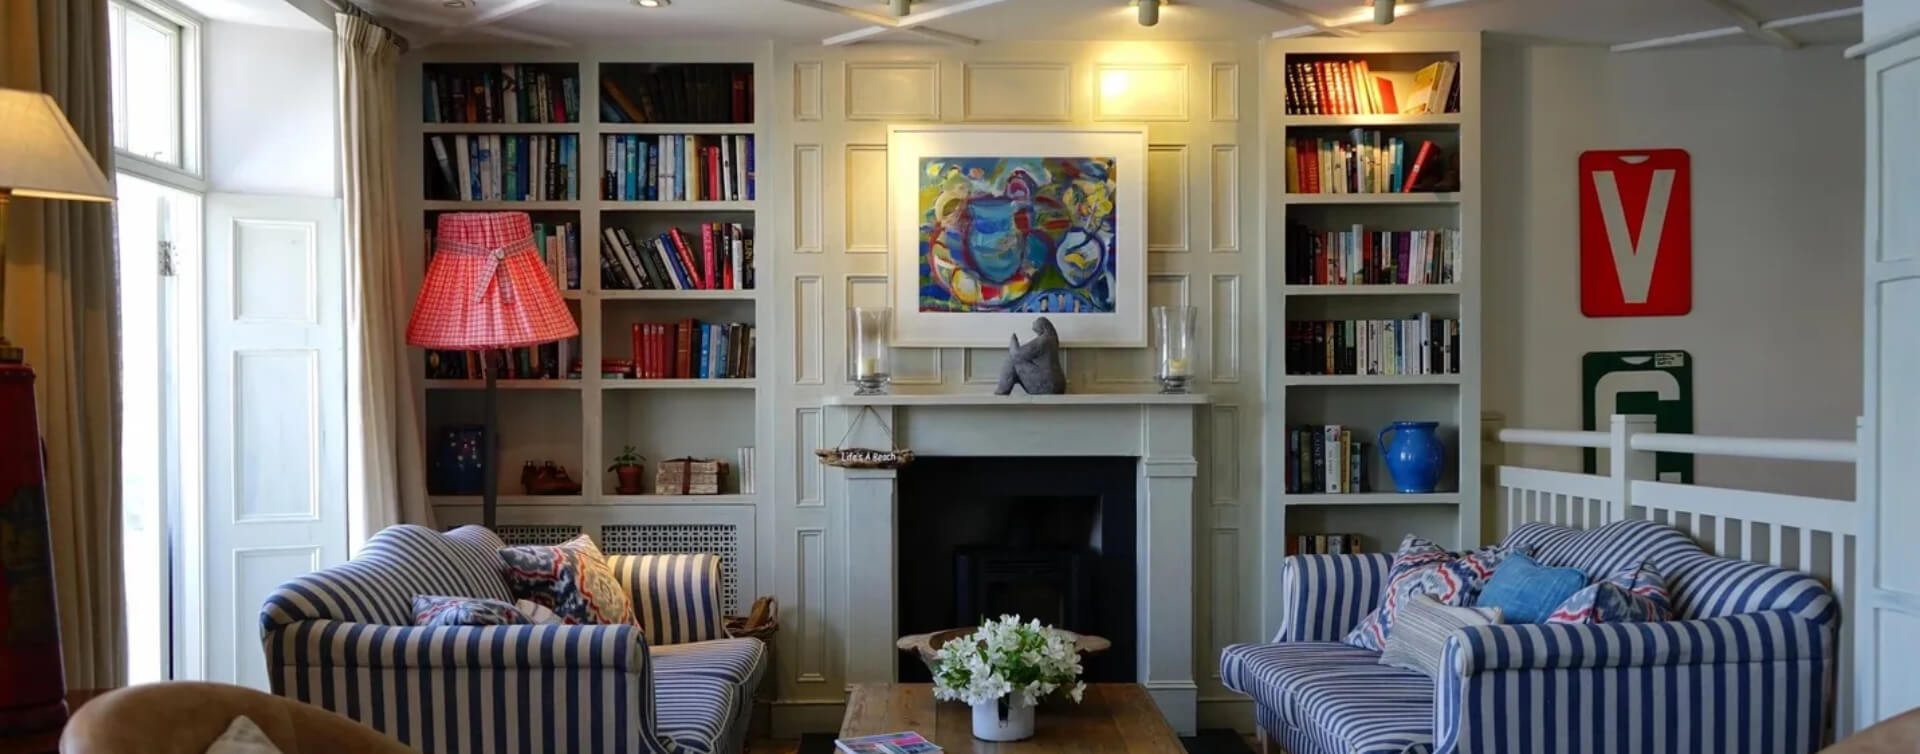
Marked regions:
[896,456,1136,683]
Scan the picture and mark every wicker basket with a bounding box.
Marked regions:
[726,596,779,641]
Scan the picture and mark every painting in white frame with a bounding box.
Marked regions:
[888,124,1148,347]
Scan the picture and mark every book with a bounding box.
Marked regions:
[1284,317,1459,376]
[1402,140,1438,193]
[835,732,941,754]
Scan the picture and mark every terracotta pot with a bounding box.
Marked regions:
[614,464,646,494]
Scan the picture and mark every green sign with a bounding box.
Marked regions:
[1581,350,1693,482]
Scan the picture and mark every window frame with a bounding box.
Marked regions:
[109,0,205,191]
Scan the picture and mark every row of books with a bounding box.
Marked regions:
[423,64,579,124]
[599,223,753,291]
[1285,316,1461,376]
[1287,533,1365,556]
[425,343,580,381]
[426,134,580,202]
[602,134,755,203]
[1286,225,1459,286]
[601,64,753,124]
[425,218,583,293]
[1285,133,1444,194]
[1285,425,1369,494]
[1284,59,1400,115]
[623,321,756,379]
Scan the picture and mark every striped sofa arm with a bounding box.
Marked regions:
[609,553,727,645]
[264,620,671,754]
[1434,610,1834,754]
[1276,553,1393,642]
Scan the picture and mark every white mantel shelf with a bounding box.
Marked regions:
[822,392,1210,406]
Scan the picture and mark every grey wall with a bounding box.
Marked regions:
[1482,41,1863,498]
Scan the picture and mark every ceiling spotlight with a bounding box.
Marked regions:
[442,0,465,6]
[891,0,911,16]
[1132,0,1164,27]
[633,0,668,7]
[1374,0,1395,25]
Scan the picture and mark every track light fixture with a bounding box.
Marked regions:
[1132,0,1163,27]
[891,0,910,16]
[1374,0,1395,25]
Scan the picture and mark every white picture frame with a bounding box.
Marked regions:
[887,124,1149,347]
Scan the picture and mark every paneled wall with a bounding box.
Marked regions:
[766,40,1261,730]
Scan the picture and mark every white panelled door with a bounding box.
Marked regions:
[1859,34,1920,729]
[197,193,349,689]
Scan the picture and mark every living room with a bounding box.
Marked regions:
[0,0,1914,752]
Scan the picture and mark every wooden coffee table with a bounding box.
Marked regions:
[839,683,1183,753]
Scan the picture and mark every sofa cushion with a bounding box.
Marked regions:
[653,638,765,688]
[1379,595,1501,678]
[410,595,529,627]
[607,553,728,645]
[1344,534,1517,651]
[498,535,637,626]
[1474,553,1587,623]
[654,673,737,754]
[1548,560,1673,624]
[1221,641,1433,754]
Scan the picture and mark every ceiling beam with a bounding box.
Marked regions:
[1241,0,1361,38]
[367,1,567,47]
[775,0,980,45]
[823,0,1013,47]
[462,0,554,28]
[1699,0,1799,49]
[1266,0,1481,39]
[1610,6,1859,53]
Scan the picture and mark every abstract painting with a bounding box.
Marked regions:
[917,156,1118,315]
[889,125,1146,347]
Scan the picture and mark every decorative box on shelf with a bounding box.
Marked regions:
[655,457,729,495]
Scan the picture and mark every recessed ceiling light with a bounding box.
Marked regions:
[1130,0,1166,27]
[442,0,465,7]
[633,0,669,7]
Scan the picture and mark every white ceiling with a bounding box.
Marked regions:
[359,0,1862,48]
[180,0,326,28]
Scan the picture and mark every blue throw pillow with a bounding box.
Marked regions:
[1473,553,1588,624]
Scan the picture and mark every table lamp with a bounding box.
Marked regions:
[0,87,113,732]
[406,211,577,529]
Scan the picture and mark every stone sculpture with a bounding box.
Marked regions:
[995,317,1067,395]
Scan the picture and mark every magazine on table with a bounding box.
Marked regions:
[833,730,941,754]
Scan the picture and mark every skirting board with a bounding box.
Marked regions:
[770,695,1257,737]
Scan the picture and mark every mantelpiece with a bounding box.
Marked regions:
[821,394,1206,734]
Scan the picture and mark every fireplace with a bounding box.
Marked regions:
[896,456,1136,682]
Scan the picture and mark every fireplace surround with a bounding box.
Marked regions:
[822,392,1205,734]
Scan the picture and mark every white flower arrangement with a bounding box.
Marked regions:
[930,615,1087,708]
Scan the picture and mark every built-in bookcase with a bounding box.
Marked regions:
[399,45,772,535]
[1263,33,1482,555]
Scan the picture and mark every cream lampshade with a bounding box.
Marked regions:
[0,87,115,364]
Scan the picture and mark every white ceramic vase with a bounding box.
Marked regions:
[970,697,1036,742]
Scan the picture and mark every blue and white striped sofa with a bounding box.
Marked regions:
[1220,519,1838,754]
[259,525,766,754]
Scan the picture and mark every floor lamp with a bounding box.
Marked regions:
[405,211,577,529]
[0,88,114,731]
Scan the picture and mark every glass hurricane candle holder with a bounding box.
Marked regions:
[1153,305,1196,394]
[850,307,892,395]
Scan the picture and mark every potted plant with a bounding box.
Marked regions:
[608,446,647,495]
[930,614,1086,742]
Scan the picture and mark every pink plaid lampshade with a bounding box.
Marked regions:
[405,212,578,350]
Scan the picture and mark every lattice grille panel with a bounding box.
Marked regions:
[601,524,741,616]
[495,524,584,546]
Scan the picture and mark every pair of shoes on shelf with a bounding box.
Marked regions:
[520,460,583,495]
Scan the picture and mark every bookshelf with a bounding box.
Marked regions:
[1263,33,1482,558]
[400,46,772,530]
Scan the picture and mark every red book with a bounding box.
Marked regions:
[1314,62,1332,114]
[721,225,735,290]
[1375,77,1398,114]
[701,222,716,290]
[657,323,671,379]
[1304,139,1321,194]
[1403,140,1438,193]
[629,323,644,378]
[667,228,703,289]
[707,145,721,202]
[676,318,695,378]
[731,72,748,123]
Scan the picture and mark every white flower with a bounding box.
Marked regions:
[928,615,1087,707]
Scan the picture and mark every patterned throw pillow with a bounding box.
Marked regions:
[1378,594,1503,679]
[412,595,530,627]
[497,535,637,625]
[1343,534,1518,652]
[1473,553,1590,624]
[1548,560,1672,624]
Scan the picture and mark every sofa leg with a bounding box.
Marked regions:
[1256,726,1271,754]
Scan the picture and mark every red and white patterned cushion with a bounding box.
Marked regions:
[1547,560,1673,624]
[497,534,637,626]
[1343,534,1519,652]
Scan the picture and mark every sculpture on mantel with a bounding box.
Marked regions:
[995,317,1067,395]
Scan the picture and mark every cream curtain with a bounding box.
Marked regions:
[339,12,432,544]
[0,0,125,689]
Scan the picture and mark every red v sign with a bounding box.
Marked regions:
[1579,149,1692,317]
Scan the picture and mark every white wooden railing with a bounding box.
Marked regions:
[1489,413,1860,740]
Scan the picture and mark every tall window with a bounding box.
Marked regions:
[109,0,203,685]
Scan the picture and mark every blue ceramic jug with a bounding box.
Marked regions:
[1377,421,1444,493]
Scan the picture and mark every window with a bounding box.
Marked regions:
[108,0,198,172]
